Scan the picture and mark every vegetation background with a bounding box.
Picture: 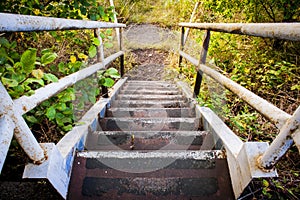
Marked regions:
[0,0,299,199]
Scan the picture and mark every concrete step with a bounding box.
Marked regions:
[119,89,180,95]
[126,80,173,85]
[68,150,234,199]
[124,81,176,86]
[86,131,208,150]
[112,100,190,108]
[117,94,186,101]
[122,84,178,90]
[99,118,200,131]
[106,107,195,118]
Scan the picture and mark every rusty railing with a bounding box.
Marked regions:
[178,22,300,198]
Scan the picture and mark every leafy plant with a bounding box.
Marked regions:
[0,37,58,98]
[98,67,121,87]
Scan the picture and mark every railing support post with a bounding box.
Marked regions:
[0,82,45,164]
[94,28,108,98]
[259,106,300,169]
[119,28,124,76]
[194,30,210,97]
[179,27,185,72]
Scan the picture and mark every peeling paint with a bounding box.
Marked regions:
[179,23,300,41]
[0,13,125,32]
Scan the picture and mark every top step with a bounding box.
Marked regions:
[126,80,174,85]
[123,81,178,88]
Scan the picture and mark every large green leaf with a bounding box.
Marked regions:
[46,106,56,120]
[105,68,120,78]
[25,115,39,123]
[102,77,114,87]
[21,48,37,74]
[0,37,10,48]
[89,45,97,58]
[44,73,58,83]
[41,52,57,66]
[24,78,44,86]
[0,47,7,64]
[1,77,18,87]
[92,38,100,46]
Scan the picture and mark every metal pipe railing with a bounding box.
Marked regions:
[178,22,299,170]
[179,51,291,129]
[179,22,300,41]
[0,13,125,32]
[0,12,126,166]
[14,51,124,115]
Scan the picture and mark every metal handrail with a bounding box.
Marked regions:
[0,12,126,172]
[179,22,300,41]
[0,13,125,32]
[179,22,300,169]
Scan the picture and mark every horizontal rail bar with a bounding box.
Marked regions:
[0,13,126,32]
[14,51,124,115]
[179,22,300,41]
[180,50,291,128]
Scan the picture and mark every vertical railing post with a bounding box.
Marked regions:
[109,0,124,77]
[259,106,300,169]
[94,28,105,63]
[183,2,200,44]
[119,28,124,77]
[94,28,108,98]
[194,30,210,97]
[179,26,185,72]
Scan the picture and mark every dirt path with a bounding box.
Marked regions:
[123,24,180,81]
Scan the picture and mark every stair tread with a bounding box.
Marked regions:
[77,150,225,159]
[86,131,208,151]
[100,117,199,122]
[127,80,173,84]
[119,89,180,94]
[117,94,185,100]
[92,130,207,135]
[112,100,190,108]
[106,108,195,118]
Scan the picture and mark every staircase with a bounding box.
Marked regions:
[68,80,234,199]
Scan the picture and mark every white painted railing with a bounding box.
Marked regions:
[0,11,125,198]
[179,22,300,198]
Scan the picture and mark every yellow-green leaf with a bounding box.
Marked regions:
[78,53,88,61]
[89,45,97,58]
[32,69,44,79]
[21,48,37,74]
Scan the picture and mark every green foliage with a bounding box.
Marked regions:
[0,0,116,21]
[0,0,117,136]
[0,38,58,98]
[98,67,121,88]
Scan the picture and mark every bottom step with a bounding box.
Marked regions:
[68,151,234,200]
